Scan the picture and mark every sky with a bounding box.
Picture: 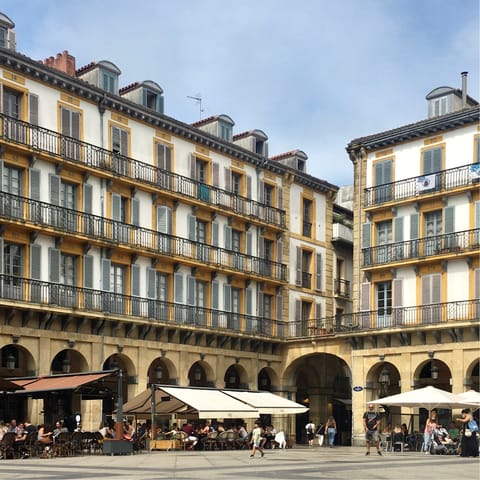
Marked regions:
[2,0,478,187]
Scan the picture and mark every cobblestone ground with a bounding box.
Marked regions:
[0,446,477,480]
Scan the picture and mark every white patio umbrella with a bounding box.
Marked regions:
[455,390,480,408]
[369,386,478,411]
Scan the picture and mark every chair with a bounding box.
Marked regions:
[225,431,238,449]
[204,431,218,450]
[0,432,17,459]
[391,432,405,453]
[21,431,41,458]
[51,432,72,457]
[175,431,189,451]
[70,431,84,456]
[273,431,286,449]
[216,431,229,450]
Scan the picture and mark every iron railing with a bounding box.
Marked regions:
[289,298,479,337]
[334,278,351,298]
[364,162,480,208]
[362,228,480,267]
[0,190,287,282]
[0,113,286,229]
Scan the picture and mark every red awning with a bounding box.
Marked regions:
[10,372,113,394]
[0,377,24,391]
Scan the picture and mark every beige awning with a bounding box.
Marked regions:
[223,390,309,414]
[121,385,260,419]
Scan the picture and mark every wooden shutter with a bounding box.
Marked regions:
[246,175,252,199]
[49,174,60,205]
[29,169,40,201]
[83,183,92,213]
[375,160,392,185]
[246,231,252,255]
[362,222,371,248]
[315,303,322,322]
[111,193,121,221]
[315,253,322,290]
[276,291,282,322]
[423,148,442,174]
[410,213,419,239]
[295,246,302,286]
[0,237,3,274]
[393,279,403,307]
[276,238,282,263]
[187,276,195,305]
[360,282,370,311]
[295,299,301,320]
[156,205,171,234]
[475,201,480,228]
[212,222,219,247]
[83,255,93,289]
[131,264,140,297]
[257,290,264,317]
[49,247,61,283]
[30,244,41,280]
[190,154,196,180]
[131,198,140,227]
[224,167,231,192]
[278,187,283,210]
[444,206,455,234]
[146,268,156,299]
[29,93,39,125]
[174,273,183,303]
[211,281,219,309]
[258,181,265,203]
[72,111,80,139]
[61,107,70,136]
[394,217,403,242]
[102,258,111,291]
[246,288,253,315]
[224,225,232,250]
[0,160,3,191]
[188,214,196,241]
[212,162,219,187]
[223,284,231,311]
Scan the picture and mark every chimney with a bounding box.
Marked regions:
[42,50,76,77]
[461,71,468,108]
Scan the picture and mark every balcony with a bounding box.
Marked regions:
[332,222,353,244]
[364,162,480,208]
[334,278,351,298]
[0,274,286,339]
[288,298,479,337]
[0,114,286,229]
[0,191,287,282]
[362,228,480,267]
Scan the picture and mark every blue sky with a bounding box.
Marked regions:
[2,0,478,187]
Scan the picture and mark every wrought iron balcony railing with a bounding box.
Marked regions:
[0,190,287,282]
[0,274,286,338]
[289,298,479,337]
[334,278,351,298]
[362,228,480,267]
[364,162,480,208]
[0,113,286,229]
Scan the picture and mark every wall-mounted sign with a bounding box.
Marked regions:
[352,386,363,392]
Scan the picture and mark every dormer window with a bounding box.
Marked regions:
[0,27,6,48]
[219,121,232,142]
[102,71,117,94]
[143,88,164,113]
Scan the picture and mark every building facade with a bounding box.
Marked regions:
[0,12,342,438]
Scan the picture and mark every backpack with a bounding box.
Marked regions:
[317,424,325,436]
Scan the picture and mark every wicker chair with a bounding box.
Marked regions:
[0,432,17,459]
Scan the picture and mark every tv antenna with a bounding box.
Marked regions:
[187,94,204,120]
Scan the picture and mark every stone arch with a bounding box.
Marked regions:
[188,360,214,387]
[223,363,248,389]
[465,358,479,391]
[147,356,178,385]
[257,366,279,391]
[0,343,35,377]
[51,348,88,374]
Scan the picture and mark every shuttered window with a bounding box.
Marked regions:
[423,148,442,174]
[83,255,93,289]
[49,247,61,283]
[30,244,41,280]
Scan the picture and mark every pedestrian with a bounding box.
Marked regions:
[305,419,315,447]
[363,403,382,455]
[249,421,264,458]
[325,416,337,447]
[455,408,479,458]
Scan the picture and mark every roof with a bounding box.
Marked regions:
[233,129,268,141]
[0,377,24,391]
[346,105,480,154]
[270,149,308,161]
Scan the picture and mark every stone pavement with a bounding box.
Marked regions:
[0,446,477,480]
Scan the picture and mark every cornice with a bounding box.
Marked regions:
[0,47,338,195]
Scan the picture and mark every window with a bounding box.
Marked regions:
[424,210,442,255]
[301,249,312,289]
[302,198,313,237]
[263,294,273,319]
[232,229,243,269]
[421,273,442,323]
[111,193,131,243]
[0,27,6,48]
[60,106,80,160]
[376,281,392,327]
[3,242,22,282]
[373,159,392,203]
[232,172,242,195]
[102,71,116,93]
[3,88,24,142]
[423,147,442,174]
[61,254,77,286]
[1,164,22,218]
[376,220,392,263]
[219,122,232,141]
[111,125,129,175]
[264,184,274,206]
[192,157,210,201]
[144,90,158,110]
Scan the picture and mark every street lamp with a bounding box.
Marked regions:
[62,358,71,373]
[194,366,202,382]
[155,364,163,381]
[430,361,439,380]
[379,365,390,395]
[6,354,15,371]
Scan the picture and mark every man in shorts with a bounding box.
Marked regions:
[363,404,382,455]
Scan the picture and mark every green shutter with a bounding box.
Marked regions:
[188,215,196,241]
[30,244,41,280]
[72,111,80,139]
[211,281,219,309]
[246,231,252,255]
[131,264,140,297]
[49,247,61,283]
[30,169,40,200]
[29,93,38,125]
[131,198,140,227]
[223,284,231,311]
[394,217,403,242]
[111,193,121,221]
[444,206,455,234]
[83,255,93,289]
[146,268,156,299]
[246,288,253,316]
[410,214,419,239]
[174,273,183,303]
[295,246,302,286]
[315,253,322,290]
[362,222,371,248]
[224,225,232,250]
[49,174,60,205]
[212,222,219,247]
[83,183,92,213]
[187,276,195,306]
[102,258,111,291]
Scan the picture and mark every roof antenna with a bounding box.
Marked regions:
[187,94,204,120]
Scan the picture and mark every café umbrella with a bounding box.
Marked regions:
[369,386,479,411]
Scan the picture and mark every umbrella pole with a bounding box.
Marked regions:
[151,384,156,441]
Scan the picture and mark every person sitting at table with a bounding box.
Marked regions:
[123,421,135,442]
[38,424,53,445]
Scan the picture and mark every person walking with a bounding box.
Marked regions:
[249,421,264,458]
[456,408,479,458]
[363,404,382,455]
[305,420,315,447]
[325,416,337,447]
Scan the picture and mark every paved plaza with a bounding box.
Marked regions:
[0,446,478,480]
